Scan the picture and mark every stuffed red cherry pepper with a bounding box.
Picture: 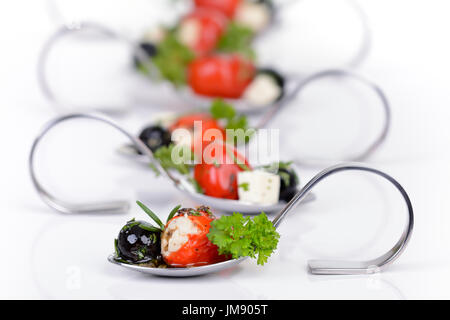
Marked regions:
[161,206,228,267]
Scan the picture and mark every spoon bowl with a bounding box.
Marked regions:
[29,113,314,215]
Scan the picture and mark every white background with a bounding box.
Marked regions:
[0,0,449,299]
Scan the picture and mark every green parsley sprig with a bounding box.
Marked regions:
[207,212,280,265]
[209,99,254,144]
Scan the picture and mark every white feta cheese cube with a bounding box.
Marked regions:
[237,170,280,205]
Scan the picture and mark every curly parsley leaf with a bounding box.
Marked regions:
[207,212,280,265]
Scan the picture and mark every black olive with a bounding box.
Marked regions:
[278,167,299,202]
[133,42,158,68]
[116,220,162,263]
[138,125,171,152]
[257,68,285,101]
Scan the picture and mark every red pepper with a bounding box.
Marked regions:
[188,54,256,98]
[194,0,242,18]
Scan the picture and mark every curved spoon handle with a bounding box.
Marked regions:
[257,69,390,163]
[272,0,371,68]
[272,163,413,274]
[37,21,153,114]
[29,113,182,214]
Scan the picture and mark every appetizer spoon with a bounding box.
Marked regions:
[107,163,413,276]
[118,68,390,166]
[29,113,314,215]
[38,21,387,163]
[38,0,373,114]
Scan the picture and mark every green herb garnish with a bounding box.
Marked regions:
[278,161,294,170]
[238,182,249,191]
[167,204,182,223]
[138,222,162,233]
[150,144,194,176]
[217,22,256,60]
[278,171,291,186]
[114,238,120,257]
[207,212,280,265]
[209,99,253,144]
[139,31,195,87]
[136,246,147,260]
[188,177,205,194]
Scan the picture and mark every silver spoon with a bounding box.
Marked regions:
[38,22,389,166]
[29,113,315,215]
[45,0,369,68]
[107,163,414,276]
[38,0,373,114]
